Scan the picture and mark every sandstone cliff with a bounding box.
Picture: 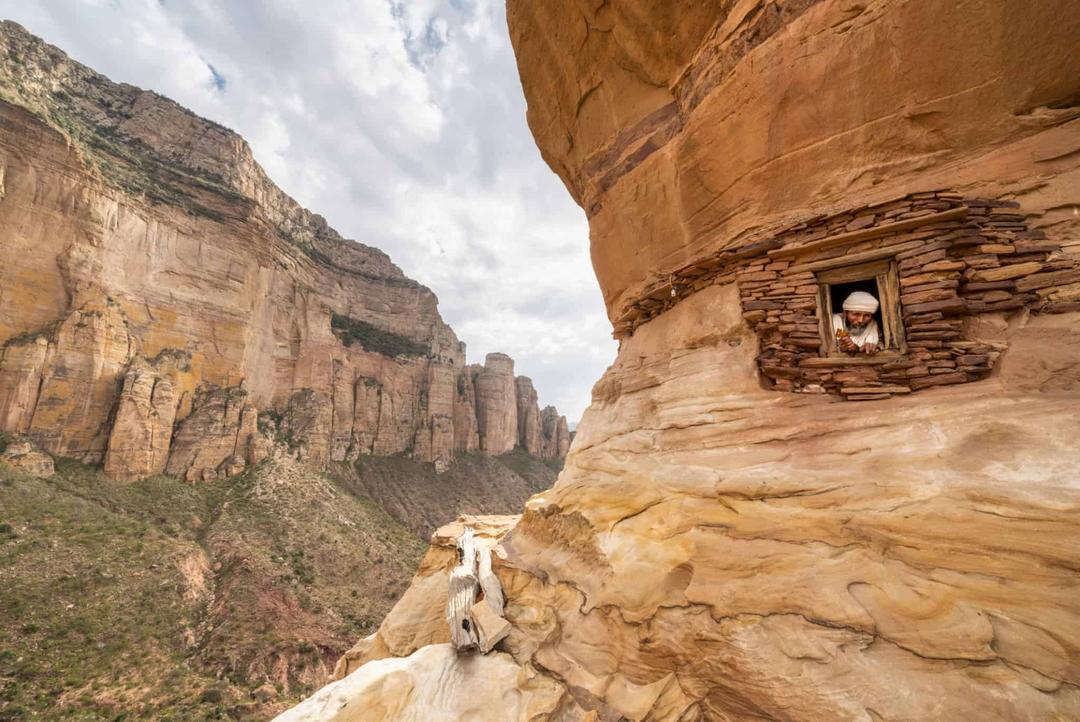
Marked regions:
[0,21,569,482]
[282,1,1080,720]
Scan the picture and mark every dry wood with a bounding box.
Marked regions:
[768,207,968,259]
[817,259,891,284]
[880,261,906,352]
[446,526,508,653]
[816,285,832,356]
[787,240,923,274]
[447,527,480,650]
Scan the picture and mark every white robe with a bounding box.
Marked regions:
[832,313,880,350]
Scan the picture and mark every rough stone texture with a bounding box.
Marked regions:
[333,516,521,678]
[472,353,518,455]
[103,351,193,480]
[725,193,1079,398]
[507,0,1080,321]
[514,376,542,456]
[165,385,264,482]
[17,300,134,464]
[308,289,1080,719]
[452,369,480,453]
[539,406,571,462]
[0,22,568,480]
[0,439,54,477]
[280,2,1080,719]
[274,644,577,722]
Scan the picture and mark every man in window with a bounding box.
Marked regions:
[833,291,881,354]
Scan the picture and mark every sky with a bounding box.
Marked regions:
[0,0,615,424]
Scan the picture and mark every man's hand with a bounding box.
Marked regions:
[838,336,858,353]
[860,342,877,355]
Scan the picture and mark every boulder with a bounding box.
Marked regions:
[0,439,53,478]
[165,386,262,482]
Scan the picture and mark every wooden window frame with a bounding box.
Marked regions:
[815,259,906,357]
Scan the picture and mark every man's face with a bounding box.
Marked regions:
[845,310,873,328]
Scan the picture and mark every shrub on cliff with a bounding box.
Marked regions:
[330,312,429,358]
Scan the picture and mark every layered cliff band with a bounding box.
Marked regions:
[832,291,881,354]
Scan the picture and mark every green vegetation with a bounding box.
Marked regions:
[1,325,55,349]
[0,455,425,720]
[2,71,248,223]
[330,313,429,359]
[342,450,560,539]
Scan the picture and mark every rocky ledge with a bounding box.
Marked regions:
[277,0,1080,719]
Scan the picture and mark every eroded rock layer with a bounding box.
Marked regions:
[283,1,1080,720]
[0,22,569,481]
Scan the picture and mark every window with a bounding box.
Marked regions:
[815,259,905,356]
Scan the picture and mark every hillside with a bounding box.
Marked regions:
[341,450,559,539]
[0,432,434,720]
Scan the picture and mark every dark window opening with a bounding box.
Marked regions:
[815,259,906,357]
[829,278,884,337]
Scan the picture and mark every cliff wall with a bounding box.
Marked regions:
[508,0,1080,322]
[282,1,1080,720]
[0,21,569,481]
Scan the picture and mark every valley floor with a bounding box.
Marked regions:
[0,440,555,721]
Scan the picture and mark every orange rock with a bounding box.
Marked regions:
[283,1,1080,719]
[0,22,570,480]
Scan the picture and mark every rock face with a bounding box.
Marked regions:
[471,353,518,455]
[103,351,191,480]
[0,22,569,480]
[1,439,54,477]
[165,385,264,482]
[277,644,569,722]
[538,406,570,461]
[507,0,1080,323]
[281,1,1080,720]
[515,376,542,456]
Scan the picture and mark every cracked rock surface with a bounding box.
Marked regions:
[314,287,1080,720]
[280,0,1080,718]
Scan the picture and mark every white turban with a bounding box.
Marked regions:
[842,291,879,313]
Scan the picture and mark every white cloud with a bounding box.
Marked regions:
[0,0,616,422]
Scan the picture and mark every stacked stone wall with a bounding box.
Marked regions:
[612,191,1078,400]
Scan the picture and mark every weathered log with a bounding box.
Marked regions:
[447,527,480,650]
[446,526,508,653]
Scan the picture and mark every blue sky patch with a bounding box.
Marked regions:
[206,62,226,92]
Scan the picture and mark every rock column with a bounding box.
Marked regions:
[515,376,542,456]
[473,353,518,455]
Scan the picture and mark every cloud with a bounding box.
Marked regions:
[0,0,616,423]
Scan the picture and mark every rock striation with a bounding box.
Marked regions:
[0,22,569,481]
[0,439,54,477]
[282,1,1080,720]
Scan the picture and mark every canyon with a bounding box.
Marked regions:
[281,0,1080,720]
[0,19,571,720]
[0,20,569,485]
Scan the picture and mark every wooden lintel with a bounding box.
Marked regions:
[788,240,924,274]
[768,207,968,260]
